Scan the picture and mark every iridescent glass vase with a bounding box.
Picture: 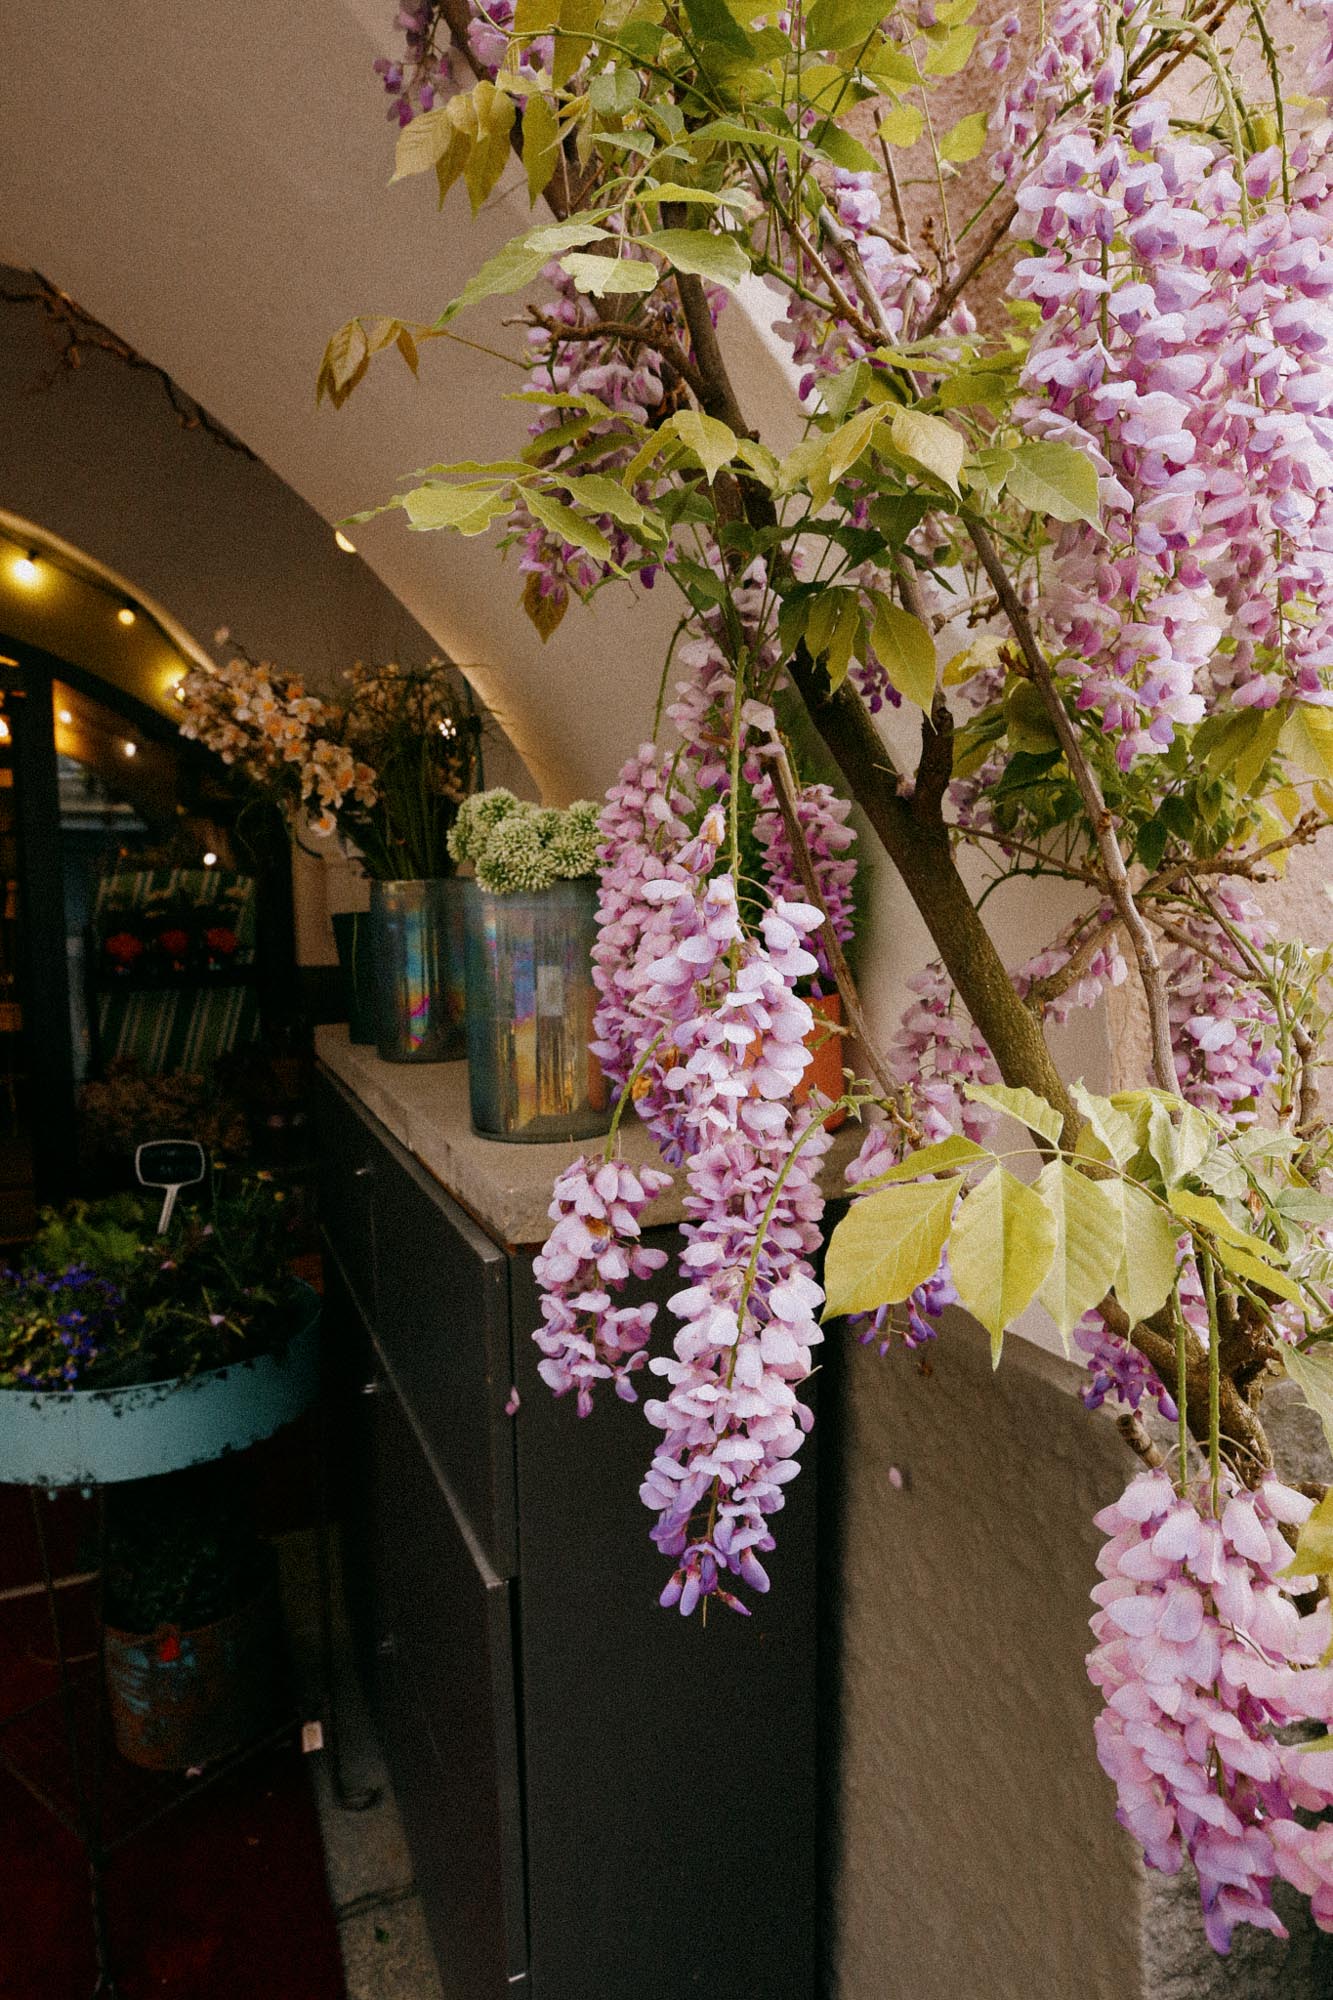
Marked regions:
[463,880,610,1142]
[370,878,467,1063]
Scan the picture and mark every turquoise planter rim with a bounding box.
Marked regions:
[0,1280,321,1489]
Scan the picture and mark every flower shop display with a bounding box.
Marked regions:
[176,648,482,1061]
[96,884,251,987]
[0,1175,319,1487]
[330,0,1333,1956]
[449,790,610,1140]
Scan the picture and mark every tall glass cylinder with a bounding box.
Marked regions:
[464,880,610,1142]
[370,877,466,1063]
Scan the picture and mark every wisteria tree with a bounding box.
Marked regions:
[324,0,1333,1952]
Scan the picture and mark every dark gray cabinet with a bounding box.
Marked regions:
[316,1069,820,2000]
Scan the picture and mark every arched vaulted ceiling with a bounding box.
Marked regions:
[0,1,796,801]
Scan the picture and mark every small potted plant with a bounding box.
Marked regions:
[448,790,609,1141]
[101,1469,281,1772]
[0,1171,319,1489]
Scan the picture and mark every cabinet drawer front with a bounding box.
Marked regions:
[375,1391,527,1994]
[371,1135,515,1575]
[313,1074,379,1319]
[511,1238,820,2000]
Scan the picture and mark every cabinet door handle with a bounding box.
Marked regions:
[360,1378,380,1396]
[354,1162,375,1179]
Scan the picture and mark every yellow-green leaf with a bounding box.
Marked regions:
[463,83,516,213]
[560,474,653,532]
[923,23,977,73]
[964,1081,1063,1147]
[870,601,936,709]
[642,228,752,292]
[560,252,660,295]
[1005,439,1101,529]
[1035,1161,1125,1351]
[522,92,562,202]
[822,1178,963,1320]
[889,408,965,493]
[806,0,890,48]
[813,403,884,502]
[949,1167,1057,1364]
[805,591,861,691]
[665,410,739,485]
[525,488,612,563]
[400,483,510,533]
[1212,1238,1305,1307]
[878,104,924,148]
[1111,1182,1180,1326]
[857,1135,992,1188]
[1071,1082,1137,1168]
[553,0,602,87]
[1167,1188,1282,1262]
[393,106,459,182]
[1282,704,1333,785]
[939,112,988,164]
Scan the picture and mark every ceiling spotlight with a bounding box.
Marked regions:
[334,529,356,554]
[117,604,136,627]
[58,708,73,726]
[13,552,39,587]
[122,739,138,759]
[202,850,218,868]
[0,718,10,745]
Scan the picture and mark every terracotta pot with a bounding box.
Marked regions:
[794,991,847,1130]
[104,1582,282,1771]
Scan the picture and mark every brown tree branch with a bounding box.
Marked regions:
[523,309,710,403]
[964,514,1182,1095]
[1,272,256,459]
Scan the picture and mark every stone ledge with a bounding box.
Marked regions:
[315,1022,863,1248]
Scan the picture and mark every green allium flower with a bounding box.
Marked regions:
[462,790,601,892]
[474,814,558,894]
[448,787,520,865]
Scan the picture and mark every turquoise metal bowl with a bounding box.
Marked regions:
[0,1283,321,1489]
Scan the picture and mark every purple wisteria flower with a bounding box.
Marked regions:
[1090,1469,1333,1951]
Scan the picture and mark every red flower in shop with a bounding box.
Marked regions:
[203,926,238,957]
[104,931,145,968]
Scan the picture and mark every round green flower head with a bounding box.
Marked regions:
[448,787,520,866]
[474,814,555,893]
[459,791,602,893]
[548,800,601,880]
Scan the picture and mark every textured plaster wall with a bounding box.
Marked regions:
[828,1315,1144,2000]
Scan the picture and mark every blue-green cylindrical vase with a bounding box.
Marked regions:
[464,880,610,1142]
[371,877,467,1063]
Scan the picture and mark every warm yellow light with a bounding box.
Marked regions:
[122,740,138,759]
[172,680,186,702]
[13,553,39,587]
[117,605,136,627]
[202,851,219,868]
[334,529,357,554]
[58,708,73,726]
[0,718,10,744]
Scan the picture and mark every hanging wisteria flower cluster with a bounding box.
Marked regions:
[322,0,1333,1954]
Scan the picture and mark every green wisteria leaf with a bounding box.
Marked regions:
[950,1167,1057,1364]
[822,1178,963,1319]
